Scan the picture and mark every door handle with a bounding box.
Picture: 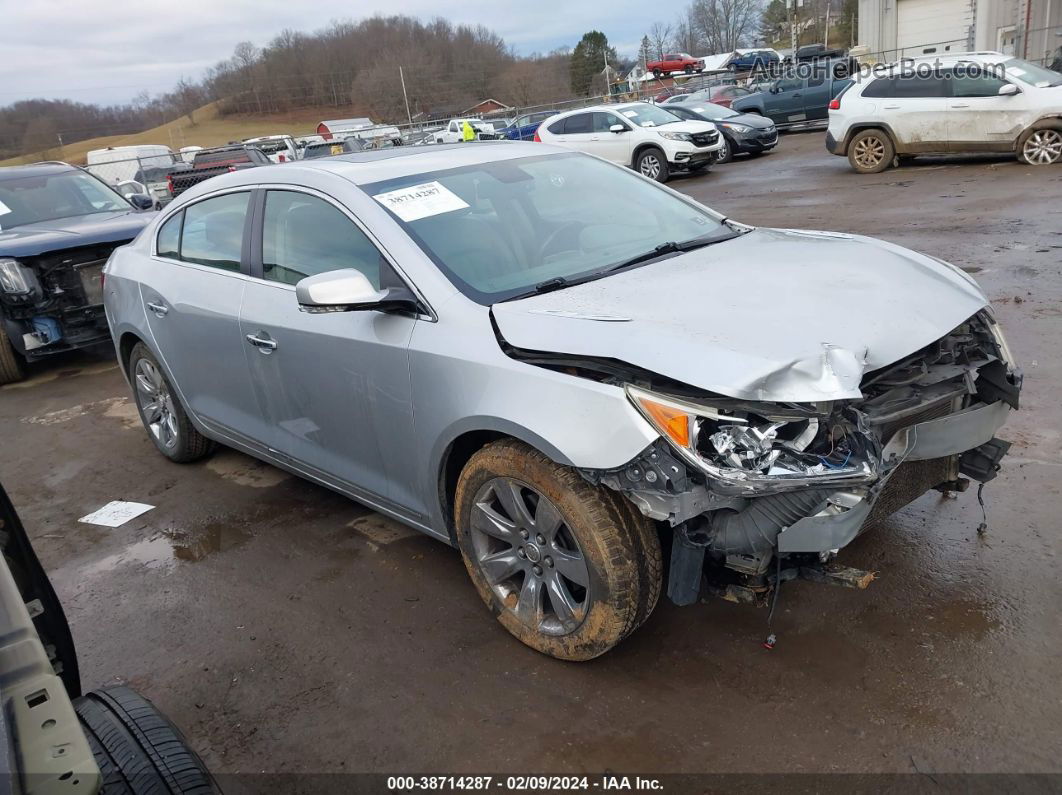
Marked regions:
[146,301,168,317]
[950,103,971,108]
[590,136,600,140]
[883,104,901,109]
[245,333,278,352]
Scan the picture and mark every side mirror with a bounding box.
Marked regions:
[998,83,1020,96]
[769,83,780,94]
[127,193,155,211]
[609,124,627,134]
[296,269,417,314]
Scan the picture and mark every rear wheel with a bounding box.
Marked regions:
[0,322,25,385]
[454,440,662,661]
[128,343,214,463]
[1018,122,1062,165]
[847,129,894,174]
[75,686,216,794]
[635,147,670,182]
[652,68,662,78]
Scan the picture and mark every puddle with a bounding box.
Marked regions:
[77,523,253,578]
[206,450,289,488]
[171,522,252,562]
[80,535,176,577]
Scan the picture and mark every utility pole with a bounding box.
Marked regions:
[399,66,413,126]
[788,0,798,54]
[824,0,831,48]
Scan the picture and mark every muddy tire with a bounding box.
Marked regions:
[1017,121,1062,165]
[75,686,216,794]
[128,343,214,464]
[635,147,670,182]
[847,128,894,174]
[0,321,26,385]
[454,439,662,661]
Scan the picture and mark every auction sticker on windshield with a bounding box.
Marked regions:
[373,181,469,222]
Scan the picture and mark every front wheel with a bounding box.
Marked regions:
[454,440,662,661]
[716,136,734,164]
[635,147,670,182]
[0,322,25,385]
[847,129,894,174]
[1018,123,1062,165]
[652,68,662,78]
[128,342,215,463]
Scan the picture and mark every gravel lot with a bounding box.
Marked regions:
[2,131,1060,778]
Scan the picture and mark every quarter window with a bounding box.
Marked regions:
[261,191,385,288]
[156,211,181,259]
[179,192,249,272]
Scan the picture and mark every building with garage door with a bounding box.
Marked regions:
[858,0,1060,64]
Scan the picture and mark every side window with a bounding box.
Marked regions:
[952,73,1011,97]
[179,192,249,272]
[892,74,947,97]
[156,211,182,259]
[808,74,825,88]
[777,77,803,93]
[563,113,593,134]
[862,77,894,98]
[547,118,566,134]
[592,113,623,132]
[262,191,386,288]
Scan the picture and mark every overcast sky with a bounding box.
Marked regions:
[1,0,661,107]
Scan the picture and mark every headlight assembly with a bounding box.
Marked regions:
[657,131,693,142]
[626,385,875,492]
[721,123,752,133]
[0,258,40,300]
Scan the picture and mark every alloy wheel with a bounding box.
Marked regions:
[1023,129,1062,165]
[718,139,730,162]
[469,477,590,636]
[853,135,886,169]
[639,153,662,179]
[134,358,178,450]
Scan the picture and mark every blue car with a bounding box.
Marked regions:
[728,49,781,73]
[0,163,155,383]
[500,111,558,141]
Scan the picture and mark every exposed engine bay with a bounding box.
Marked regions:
[505,310,1021,607]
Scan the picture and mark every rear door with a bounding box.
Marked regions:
[548,112,595,149]
[868,73,950,150]
[238,187,421,513]
[946,70,1031,148]
[140,189,264,442]
[763,77,806,123]
[802,73,832,120]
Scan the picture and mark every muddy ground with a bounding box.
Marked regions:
[2,132,1060,778]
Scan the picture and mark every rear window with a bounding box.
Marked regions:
[178,192,249,271]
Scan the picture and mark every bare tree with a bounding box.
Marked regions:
[689,0,762,52]
[648,22,673,60]
[672,12,702,54]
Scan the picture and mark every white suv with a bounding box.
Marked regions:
[536,102,723,182]
[827,52,1062,173]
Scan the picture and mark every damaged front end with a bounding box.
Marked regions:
[575,311,1021,607]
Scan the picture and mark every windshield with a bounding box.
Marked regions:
[0,170,129,229]
[689,104,738,120]
[1002,58,1062,87]
[363,152,732,304]
[616,104,682,128]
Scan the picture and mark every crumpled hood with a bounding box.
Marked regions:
[491,228,989,403]
[0,210,155,258]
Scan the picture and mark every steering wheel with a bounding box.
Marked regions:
[539,221,585,260]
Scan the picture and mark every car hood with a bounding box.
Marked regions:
[650,120,717,134]
[491,228,989,403]
[0,210,155,258]
[720,112,775,129]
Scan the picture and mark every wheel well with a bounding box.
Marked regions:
[438,430,508,543]
[843,124,896,153]
[631,142,664,166]
[117,332,144,376]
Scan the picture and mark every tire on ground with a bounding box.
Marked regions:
[847,128,894,174]
[716,136,733,164]
[1017,120,1062,165]
[74,686,216,794]
[454,439,662,661]
[635,147,670,183]
[0,322,25,385]
[128,342,215,463]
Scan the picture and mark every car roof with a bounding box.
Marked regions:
[0,162,78,181]
[197,141,571,188]
[891,50,1010,66]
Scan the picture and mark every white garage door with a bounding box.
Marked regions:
[896,0,973,56]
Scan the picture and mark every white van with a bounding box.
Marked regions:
[85,145,175,184]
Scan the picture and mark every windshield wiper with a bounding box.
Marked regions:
[532,277,570,295]
[604,231,736,274]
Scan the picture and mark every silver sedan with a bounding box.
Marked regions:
[103,142,1021,660]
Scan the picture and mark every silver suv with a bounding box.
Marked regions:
[103,142,1020,660]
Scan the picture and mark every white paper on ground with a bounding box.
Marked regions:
[372,181,469,222]
[78,501,155,527]
[0,200,11,216]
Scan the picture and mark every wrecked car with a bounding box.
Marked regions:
[102,142,1020,660]
[0,162,155,384]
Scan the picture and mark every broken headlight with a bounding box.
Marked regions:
[0,258,41,304]
[626,385,875,492]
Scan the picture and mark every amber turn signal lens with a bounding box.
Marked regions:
[636,397,691,448]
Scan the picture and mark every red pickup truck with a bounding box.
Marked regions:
[166,145,270,197]
[647,53,705,77]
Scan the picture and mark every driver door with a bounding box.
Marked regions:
[238,187,421,515]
